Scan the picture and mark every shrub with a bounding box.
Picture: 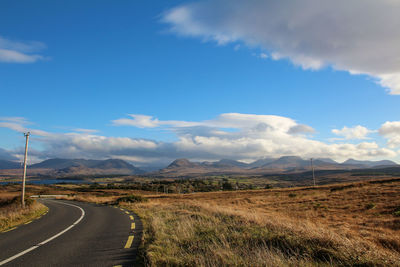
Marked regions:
[394,207,400,217]
[116,194,148,204]
[314,202,321,209]
[222,182,233,190]
[365,203,376,210]
[0,196,34,208]
[288,193,297,198]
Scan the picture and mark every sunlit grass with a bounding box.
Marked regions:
[125,179,400,266]
[0,196,48,232]
[10,179,399,266]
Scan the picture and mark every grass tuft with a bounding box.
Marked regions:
[365,203,376,210]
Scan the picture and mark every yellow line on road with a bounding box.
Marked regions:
[3,227,17,233]
[24,221,32,225]
[131,223,135,230]
[124,235,134,249]
[129,215,134,220]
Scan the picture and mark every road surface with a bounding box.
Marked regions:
[0,199,142,267]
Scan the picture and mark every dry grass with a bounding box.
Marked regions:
[59,194,117,204]
[4,179,399,266]
[0,194,48,232]
[124,179,400,266]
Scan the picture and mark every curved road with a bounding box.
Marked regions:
[0,199,142,267]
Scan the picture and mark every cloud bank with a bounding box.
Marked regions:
[162,0,400,94]
[379,121,400,148]
[0,36,48,63]
[1,114,396,166]
[0,148,19,161]
[332,125,373,140]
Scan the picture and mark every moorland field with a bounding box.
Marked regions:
[1,177,400,266]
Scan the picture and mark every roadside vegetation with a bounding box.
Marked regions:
[0,193,48,232]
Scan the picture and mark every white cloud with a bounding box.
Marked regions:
[162,0,400,94]
[0,117,50,137]
[114,113,299,132]
[1,114,397,164]
[112,114,160,128]
[0,117,30,124]
[288,124,315,135]
[0,148,19,161]
[356,142,379,150]
[379,121,400,148]
[110,113,395,162]
[112,114,199,128]
[259,53,268,59]
[332,125,372,140]
[379,121,400,136]
[0,121,26,133]
[0,36,48,63]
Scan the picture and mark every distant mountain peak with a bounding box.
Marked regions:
[316,158,338,164]
[29,158,144,174]
[342,159,398,167]
[261,156,307,169]
[248,157,276,168]
[167,158,198,168]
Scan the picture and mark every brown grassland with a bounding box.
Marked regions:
[122,178,400,266]
[1,178,400,266]
[0,190,48,232]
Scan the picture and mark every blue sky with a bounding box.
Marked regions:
[1,0,400,166]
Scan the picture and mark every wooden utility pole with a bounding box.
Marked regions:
[21,132,30,208]
[311,158,316,187]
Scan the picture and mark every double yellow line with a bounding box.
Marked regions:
[120,208,135,249]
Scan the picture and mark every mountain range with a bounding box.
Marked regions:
[155,156,398,177]
[0,156,398,178]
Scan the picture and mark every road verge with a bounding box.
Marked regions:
[0,197,48,232]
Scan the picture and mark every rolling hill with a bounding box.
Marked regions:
[0,160,21,170]
[342,158,398,167]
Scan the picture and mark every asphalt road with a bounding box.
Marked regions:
[0,199,143,267]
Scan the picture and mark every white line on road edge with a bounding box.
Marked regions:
[0,201,85,266]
